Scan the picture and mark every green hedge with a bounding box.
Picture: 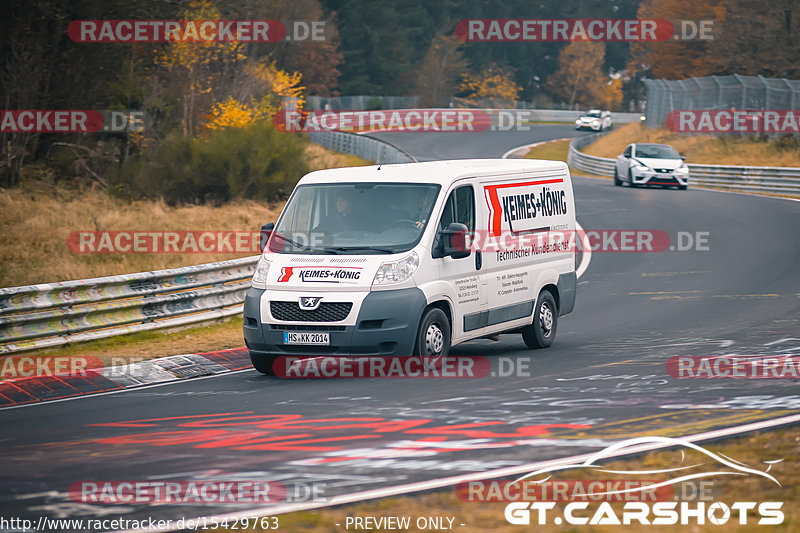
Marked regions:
[115,123,309,204]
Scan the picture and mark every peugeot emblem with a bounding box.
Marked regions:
[299,296,322,310]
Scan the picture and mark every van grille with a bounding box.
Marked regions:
[270,301,352,322]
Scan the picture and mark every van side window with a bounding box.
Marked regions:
[623,145,632,157]
[439,185,474,231]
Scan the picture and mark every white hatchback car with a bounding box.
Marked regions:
[614,143,689,190]
[575,110,612,131]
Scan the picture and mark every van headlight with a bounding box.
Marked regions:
[374,252,419,285]
[252,254,272,288]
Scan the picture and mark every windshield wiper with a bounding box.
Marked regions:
[273,234,314,251]
[324,246,397,254]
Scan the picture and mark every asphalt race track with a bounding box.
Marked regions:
[1,125,799,528]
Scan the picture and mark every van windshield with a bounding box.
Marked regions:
[268,182,441,254]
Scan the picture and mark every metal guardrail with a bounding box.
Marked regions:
[567,134,800,196]
[0,257,259,354]
[309,130,416,164]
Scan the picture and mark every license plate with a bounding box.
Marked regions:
[283,332,330,345]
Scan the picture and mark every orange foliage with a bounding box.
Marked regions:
[459,66,521,102]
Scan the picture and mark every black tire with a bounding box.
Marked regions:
[522,291,558,349]
[678,184,688,190]
[613,168,622,186]
[628,168,638,188]
[250,352,279,375]
[414,307,451,361]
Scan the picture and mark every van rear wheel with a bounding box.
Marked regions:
[415,308,451,364]
[522,291,557,349]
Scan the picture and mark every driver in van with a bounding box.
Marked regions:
[319,190,357,233]
[409,189,432,229]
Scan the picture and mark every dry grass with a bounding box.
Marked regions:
[524,139,610,179]
[305,143,371,171]
[584,122,800,167]
[523,139,572,162]
[0,145,370,288]
[0,188,282,287]
[264,426,800,533]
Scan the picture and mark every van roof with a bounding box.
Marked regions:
[299,158,568,186]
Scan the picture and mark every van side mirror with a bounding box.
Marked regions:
[259,222,275,252]
[436,222,470,259]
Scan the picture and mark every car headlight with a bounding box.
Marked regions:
[677,165,689,173]
[634,165,650,172]
[575,119,581,124]
[373,251,419,285]
[251,254,272,288]
[592,119,600,125]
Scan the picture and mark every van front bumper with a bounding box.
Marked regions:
[243,287,427,357]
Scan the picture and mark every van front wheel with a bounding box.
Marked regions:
[522,291,557,349]
[415,308,451,361]
[250,352,279,375]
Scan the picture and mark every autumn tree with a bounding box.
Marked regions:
[628,0,726,79]
[156,0,245,136]
[414,35,468,107]
[459,66,522,104]
[604,77,624,111]
[203,61,305,132]
[546,41,607,108]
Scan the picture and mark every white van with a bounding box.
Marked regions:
[244,159,577,374]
